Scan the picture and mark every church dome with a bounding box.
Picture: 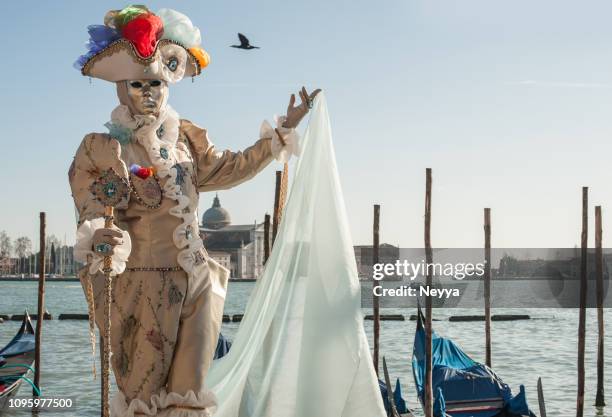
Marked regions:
[202,194,231,229]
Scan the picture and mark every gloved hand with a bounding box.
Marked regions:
[283,86,321,129]
[91,227,124,256]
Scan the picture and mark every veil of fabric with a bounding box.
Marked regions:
[206,93,386,417]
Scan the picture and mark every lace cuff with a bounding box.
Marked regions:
[110,389,217,417]
[73,217,131,276]
[260,115,300,163]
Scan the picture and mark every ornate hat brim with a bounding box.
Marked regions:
[81,39,201,82]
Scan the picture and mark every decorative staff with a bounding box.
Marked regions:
[89,169,129,417]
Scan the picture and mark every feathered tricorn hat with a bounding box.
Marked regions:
[74,5,210,83]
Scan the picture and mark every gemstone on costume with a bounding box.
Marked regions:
[193,250,205,266]
[156,125,165,138]
[160,147,169,159]
[173,164,185,185]
[168,282,184,306]
[167,57,179,72]
[90,169,129,207]
[104,182,117,197]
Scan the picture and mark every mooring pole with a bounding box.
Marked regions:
[484,208,492,368]
[577,187,588,417]
[272,170,283,245]
[372,204,381,377]
[34,212,46,396]
[272,171,283,245]
[424,168,433,417]
[537,377,547,417]
[595,205,606,406]
[282,162,288,199]
[272,164,288,246]
[263,214,271,265]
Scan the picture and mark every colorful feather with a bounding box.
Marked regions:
[106,5,151,30]
[74,25,121,70]
[74,6,210,75]
[104,122,133,145]
[121,13,164,58]
[158,8,201,48]
[130,164,155,179]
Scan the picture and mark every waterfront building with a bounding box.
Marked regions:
[54,245,81,276]
[0,257,16,275]
[200,195,268,279]
[199,196,404,281]
[354,243,400,279]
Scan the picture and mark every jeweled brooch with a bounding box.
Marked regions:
[90,169,130,207]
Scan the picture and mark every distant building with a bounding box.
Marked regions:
[208,251,231,270]
[200,195,269,279]
[497,253,612,279]
[354,244,400,279]
[0,257,16,275]
[54,245,81,276]
[199,196,404,281]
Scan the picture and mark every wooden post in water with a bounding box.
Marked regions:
[372,204,381,377]
[576,187,588,417]
[34,212,46,396]
[263,214,271,265]
[424,168,433,417]
[484,208,492,368]
[595,205,606,406]
[537,377,547,417]
[272,170,283,245]
[272,164,288,246]
[282,162,288,196]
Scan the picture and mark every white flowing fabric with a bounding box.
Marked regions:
[207,94,386,417]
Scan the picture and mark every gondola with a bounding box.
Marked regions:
[214,332,232,360]
[0,312,37,412]
[412,307,536,417]
[378,376,413,417]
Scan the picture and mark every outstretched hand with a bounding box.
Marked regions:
[283,87,322,129]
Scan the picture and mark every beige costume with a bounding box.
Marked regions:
[70,112,283,414]
[71,8,299,415]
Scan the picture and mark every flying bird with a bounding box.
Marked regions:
[231,33,260,50]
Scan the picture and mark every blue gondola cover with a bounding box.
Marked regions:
[379,378,409,414]
[412,308,534,417]
[0,315,35,362]
[214,333,232,360]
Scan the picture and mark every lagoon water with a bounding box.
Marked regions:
[0,280,611,417]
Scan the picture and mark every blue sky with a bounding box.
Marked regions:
[2,0,612,250]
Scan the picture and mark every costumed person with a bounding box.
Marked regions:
[69,5,320,417]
